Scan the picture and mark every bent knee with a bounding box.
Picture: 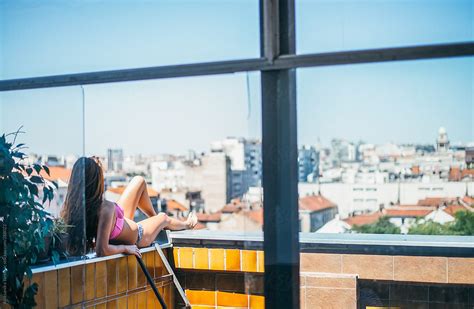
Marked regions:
[157,212,170,223]
[131,175,146,185]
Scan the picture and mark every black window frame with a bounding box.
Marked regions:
[1,1,473,308]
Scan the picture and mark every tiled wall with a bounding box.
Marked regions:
[174,247,474,308]
[301,253,474,285]
[27,249,174,309]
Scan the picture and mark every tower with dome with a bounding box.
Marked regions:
[436,127,450,152]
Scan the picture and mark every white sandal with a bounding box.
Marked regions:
[187,211,198,229]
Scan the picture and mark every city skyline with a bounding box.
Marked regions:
[1,0,473,155]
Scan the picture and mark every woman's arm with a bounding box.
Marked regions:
[95,202,141,257]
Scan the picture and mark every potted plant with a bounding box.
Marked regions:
[51,217,73,258]
[0,129,59,308]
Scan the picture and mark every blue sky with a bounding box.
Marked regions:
[0,0,472,156]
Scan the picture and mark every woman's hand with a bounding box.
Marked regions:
[124,245,142,258]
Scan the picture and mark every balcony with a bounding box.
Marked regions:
[23,231,474,308]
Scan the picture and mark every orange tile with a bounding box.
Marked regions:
[154,251,165,277]
[127,255,138,289]
[448,257,474,284]
[70,265,84,304]
[117,256,128,293]
[106,299,117,309]
[44,270,58,309]
[342,254,393,280]
[147,289,157,309]
[394,256,447,283]
[137,291,147,308]
[250,295,265,309]
[217,291,248,307]
[58,267,71,307]
[106,259,118,296]
[194,248,209,270]
[127,293,137,309]
[179,247,194,269]
[225,249,241,271]
[191,306,214,309]
[186,289,216,306]
[85,263,95,301]
[300,253,342,273]
[95,261,107,298]
[242,250,257,273]
[209,248,225,271]
[31,272,45,308]
[117,296,127,309]
[173,248,179,267]
[257,251,264,272]
[144,251,155,279]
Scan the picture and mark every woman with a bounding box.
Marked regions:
[61,157,197,258]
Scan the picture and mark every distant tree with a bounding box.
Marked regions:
[408,210,474,236]
[408,220,451,235]
[352,216,401,234]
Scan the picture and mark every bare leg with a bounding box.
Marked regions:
[137,213,192,247]
[117,176,157,219]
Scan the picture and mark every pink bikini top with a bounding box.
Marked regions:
[109,203,125,240]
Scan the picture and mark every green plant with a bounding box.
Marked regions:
[0,129,58,308]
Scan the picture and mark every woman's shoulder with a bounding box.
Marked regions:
[100,200,115,214]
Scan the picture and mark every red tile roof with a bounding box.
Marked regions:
[462,196,474,207]
[299,195,337,212]
[245,208,263,226]
[461,169,474,179]
[40,166,71,183]
[417,197,457,207]
[222,199,243,213]
[444,205,469,216]
[344,212,382,227]
[384,208,433,217]
[167,199,188,212]
[449,167,461,181]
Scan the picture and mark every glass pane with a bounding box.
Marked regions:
[0,0,259,79]
[0,87,87,304]
[296,0,474,54]
[297,57,474,308]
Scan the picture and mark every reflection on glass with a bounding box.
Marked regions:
[1,0,259,79]
[82,73,262,234]
[297,57,474,236]
[1,86,86,259]
[297,0,473,53]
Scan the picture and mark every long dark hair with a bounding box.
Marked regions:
[61,156,104,255]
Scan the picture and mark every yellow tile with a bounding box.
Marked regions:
[127,293,137,309]
[117,256,128,293]
[154,251,165,277]
[186,289,216,306]
[241,250,257,273]
[144,251,155,279]
[257,251,264,273]
[106,259,117,296]
[210,248,225,271]
[58,267,71,307]
[217,291,248,307]
[225,249,241,271]
[127,255,138,289]
[44,270,58,309]
[192,306,215,309]
[250,295,265,309]
[137,291,147,308]
[194,248,209,270]
[71,265,84,304]
[95,261,107,298]
[117,296,127,309]
[173,248,179,267]
[85,263,95,301]
[31,272,45,308]
[179,247,194,269]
